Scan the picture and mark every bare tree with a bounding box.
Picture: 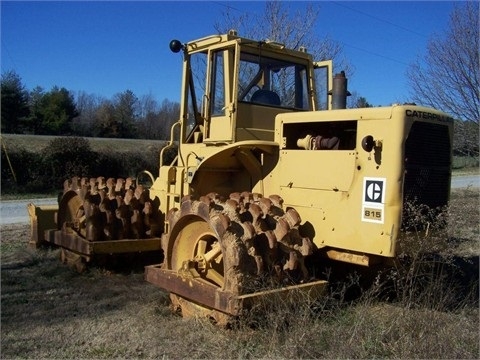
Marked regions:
[214,1,353,109]
[214,1,352,74]
[157,99,180,140]
[94,100,116,138]
[137,93,159,138]
[136,97,180,140]
[72,91,105,136]
[348,91,373,108]
[406,2,479,155]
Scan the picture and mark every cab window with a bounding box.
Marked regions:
[238,52,309,110]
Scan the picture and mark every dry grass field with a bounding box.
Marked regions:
[1,188,479,359]
[1,134,166,154]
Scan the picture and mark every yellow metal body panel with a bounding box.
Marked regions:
[235,102,293,141]
[264,105,453,258]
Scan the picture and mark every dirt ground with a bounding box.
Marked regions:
[0,223,185,359]
[1,188,478,359]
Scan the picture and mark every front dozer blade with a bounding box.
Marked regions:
[145,264,328,318]
[27,202,58,248]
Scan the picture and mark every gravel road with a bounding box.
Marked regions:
[0,174,478,225]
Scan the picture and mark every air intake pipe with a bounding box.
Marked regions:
[297,135,340,150]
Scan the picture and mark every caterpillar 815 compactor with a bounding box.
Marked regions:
[29,30,453,322]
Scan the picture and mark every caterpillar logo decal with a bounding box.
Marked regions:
[405,109,453,123]
[362,177,386,223]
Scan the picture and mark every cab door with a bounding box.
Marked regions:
[313,60,333,110]
[204,45,238,142]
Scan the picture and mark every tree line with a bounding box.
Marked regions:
[1,72,179,140]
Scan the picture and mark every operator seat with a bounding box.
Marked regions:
[251,89,281,106]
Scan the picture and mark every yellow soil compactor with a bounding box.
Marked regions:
[29,31,453,323]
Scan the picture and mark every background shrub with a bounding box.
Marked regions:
[452,155,479,169]
[1,137,162,194]
[1,147,43,193]
[40,137,95,189]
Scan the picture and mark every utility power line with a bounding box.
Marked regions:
[332,1,429,39]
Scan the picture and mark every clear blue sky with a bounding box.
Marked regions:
[1,1,455,107]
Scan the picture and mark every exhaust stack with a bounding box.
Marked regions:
[330,71,351,109]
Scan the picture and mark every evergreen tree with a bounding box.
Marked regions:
[27,86,78,135]
[1,70,30,133]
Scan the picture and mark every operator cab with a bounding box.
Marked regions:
[173,31,328,144]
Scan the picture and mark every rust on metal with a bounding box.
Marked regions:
[27,203,57,248]
[145,264,327,316]
[45,228,162,257]
[145,264,242,315]
[28,177,165,271]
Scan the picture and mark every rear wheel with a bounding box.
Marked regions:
[169,211,225,287]
[165,199,244,324]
